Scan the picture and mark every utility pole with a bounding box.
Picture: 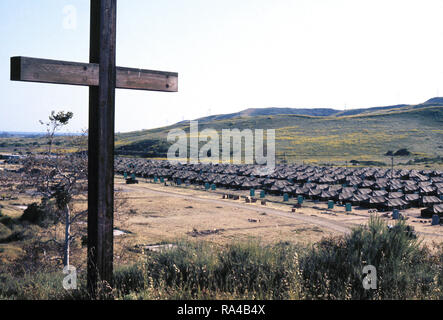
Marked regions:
[391,155,394,179]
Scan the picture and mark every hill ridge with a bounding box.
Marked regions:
[184,97,443,124]
[115,103,443,166]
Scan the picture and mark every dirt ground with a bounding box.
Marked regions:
[1,173,442,267]
[112,177,443,250]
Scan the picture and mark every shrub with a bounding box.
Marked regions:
[0,222,12,241]
[113,264,146,295]
[1,218,442,300]
[20,203,42,224]
[20,202,58,227]
[0,271,68,300]
[142,240,302,299]
[145,241,219,298]
[0,223,40,245]
[299,216,440,299]
[216,241,302,299]
[0,228,26,243]
[394,148,411,156]
[0,215,16,228]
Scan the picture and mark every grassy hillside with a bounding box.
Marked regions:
[1,103,441,167]
[184,96,443,123]
[115,105,443,166]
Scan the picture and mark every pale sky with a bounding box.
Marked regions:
[1,0,443,133]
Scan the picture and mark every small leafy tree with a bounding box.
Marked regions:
[23,111,87,267]
[39,111,73,155]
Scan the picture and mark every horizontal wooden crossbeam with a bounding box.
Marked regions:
[10,56,178,92]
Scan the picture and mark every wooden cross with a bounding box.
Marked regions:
[10,0,178,296]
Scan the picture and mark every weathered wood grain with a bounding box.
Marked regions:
[87,0,116,297]
[11,56,178,92]
[10,0,179,298]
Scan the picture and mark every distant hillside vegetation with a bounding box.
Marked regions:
[115,99,443,166]
[179,97,443,123]
[191,108,338,123]
[422,97,443,106]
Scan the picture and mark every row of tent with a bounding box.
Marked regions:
[115,158,443,213]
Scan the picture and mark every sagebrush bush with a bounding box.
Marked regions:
[1,217,442,300]
[0,272,66,300]
[144,241,220,298]
[0,215,16,228]
[113,264,146,295]
[20,201,58,227]
[141,240,303,299]
[299,216,441,299]
[0,219,34,244]
[215,241,302,299]
[0,222,12,241]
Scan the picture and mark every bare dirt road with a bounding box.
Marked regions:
[120,182,352,234]
[115,179,443,247]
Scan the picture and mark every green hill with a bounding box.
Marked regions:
[115,103,443,167]
[177,96,443,123]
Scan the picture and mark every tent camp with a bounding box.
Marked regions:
[386,198,409,209]
[114,158,443,210]
[421,196,442,207]
[421,204,443,218]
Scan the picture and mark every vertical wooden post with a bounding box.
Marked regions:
[87,0,117,297]
[10,0,177,299]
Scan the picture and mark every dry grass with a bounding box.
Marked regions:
[113,178,443,248]
[1,174,443,269]
[110,179,336,261]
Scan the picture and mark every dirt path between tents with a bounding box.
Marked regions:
[119,183,353,234]
[117,181,443,243]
